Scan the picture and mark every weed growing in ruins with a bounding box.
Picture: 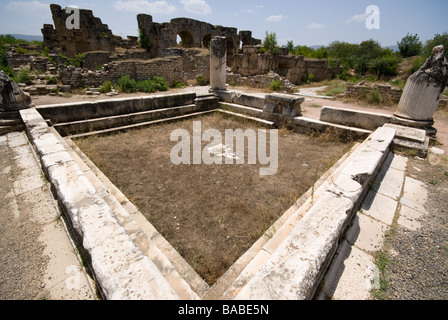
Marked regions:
[13,68,32,84]
[263,31,279,55]
[139,28,152,52]
[172,80,186,88]
[306,73,314,84]
[46,77,58,85]
[117,75,168,93]
[99,81,113,93]
[196,74,208,86]
[269,80,282,92]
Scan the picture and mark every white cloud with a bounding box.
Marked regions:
[256,5,264,9]
[6,1,48,12]
[180,0,211,15]
[113,0,177,14]
[242,9,255,14]
[307,22,324,30]
[345,12,370,23]
[266,15,287,22]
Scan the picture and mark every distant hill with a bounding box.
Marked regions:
[1,34,43,42]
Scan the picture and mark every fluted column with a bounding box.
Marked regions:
[393,45,448,136]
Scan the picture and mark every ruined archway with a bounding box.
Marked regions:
[177,30,194,48]
[203,34,212,49]
[226,37,238,55]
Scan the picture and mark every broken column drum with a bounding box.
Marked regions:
[210,36,227,91]
[394,45,448,136]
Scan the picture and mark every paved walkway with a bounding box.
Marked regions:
[317,151,429,300]
[0,131,96,300]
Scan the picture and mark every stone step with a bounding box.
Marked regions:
[220,102,264,118]
[0,124,25,135]
[0,119,23,126]
[0,111,22,120]
[293,116,372,139]
[216,109,275,128]
[383,123,430,157]
[66,110,217,139]
[54,104,200,136]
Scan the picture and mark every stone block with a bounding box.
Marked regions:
[236,191,355,300]
[320,106,392,131]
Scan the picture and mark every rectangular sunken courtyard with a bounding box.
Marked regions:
[73,111,355,286]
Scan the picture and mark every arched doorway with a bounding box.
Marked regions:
[203,34,212,49]
[177,30,194,48]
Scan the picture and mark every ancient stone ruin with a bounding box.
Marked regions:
[393,45,448,136]
[0,70,34,134]
[42,4,138,58]
[25,3,340,92]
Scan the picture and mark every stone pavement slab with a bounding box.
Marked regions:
[1,131,97,300]
[361,190,398,226]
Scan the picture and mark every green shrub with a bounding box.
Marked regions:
[151,76,168,91]
[118,75,138,93]
[263,31,279,55]
[99,81,113,93]
[172,80,186,88]
[117,75,168,93]
[306,73,314,84]
[139,28,152,51]
[367,89,383,105]
[269,80,282,92]
[46,77,58,85]
[14,68,32,84]
[196,74,208,86]
[398,33,423,58]
[411,56,425,73]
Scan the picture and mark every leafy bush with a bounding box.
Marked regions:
[269,80,282,91]
[139,28,152,51]
[410,56,426,73]
[196,74,208,86]
[46,77,58,85]
[118,75,138,93]
[306,73,314,84]
[423,32,448,59]
[367,89,383,104]
[99,81,113,93]
[398,33,423,58]
[14,68,32,84]
[58,53,85,68]
[117,75,168,93]
[263,32,279,55]
[172,80,186,88]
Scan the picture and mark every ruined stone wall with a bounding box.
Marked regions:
[42,4,137,58]
[345,83,403,103]
[230,46,341,85]
[137,14,258,57]
[60,57,186,88]
[227,71,297,94]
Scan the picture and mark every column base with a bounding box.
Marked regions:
[392,115,437,137]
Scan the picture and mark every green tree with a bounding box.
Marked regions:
[398,33,423,58]
[263,31,279,55]
[423,32,448,59]
[286,40,295,54]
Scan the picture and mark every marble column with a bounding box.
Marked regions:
[210,36,227,91]
[393,45,448,136]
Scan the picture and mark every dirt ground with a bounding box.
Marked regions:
[74,112,354,285]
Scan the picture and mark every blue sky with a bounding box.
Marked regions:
[0,0,447,47]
